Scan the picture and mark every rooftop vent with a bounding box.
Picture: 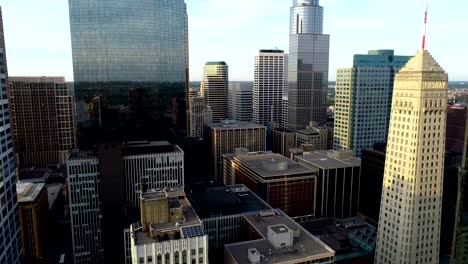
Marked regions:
[262,159,288,172]
[248,248,261,264]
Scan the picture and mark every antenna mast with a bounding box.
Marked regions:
[422,0,429,50]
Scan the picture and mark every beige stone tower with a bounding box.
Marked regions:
[375,50,448,264]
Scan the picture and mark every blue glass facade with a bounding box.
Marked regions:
[0,6,22,264]
[69,0,189,147]
[288,0,330,130]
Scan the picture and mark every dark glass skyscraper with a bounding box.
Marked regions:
[68,0,189,147]
[288,0,330,130]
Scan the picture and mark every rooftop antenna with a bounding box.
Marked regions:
[422,0,429,50]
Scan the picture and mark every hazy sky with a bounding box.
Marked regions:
[1,0,467,81]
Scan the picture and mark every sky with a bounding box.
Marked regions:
[0,0,467,81]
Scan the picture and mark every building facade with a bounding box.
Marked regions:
[200,62,229,123]
[295,150,361,219]
[334,50,411,156]
[295,121,329,151]
[0,7,23,264]
[128,188,208,264]
[17,182,49,264]
[288,0,330,130]
[68,0,189,147]
[446,105,467,154]
[253,50,287,126]
[225,152,317,217]
[228,82,253,122]
[206,120,266,180]
[9,77,76,167]
[188,97,212,139]
[67,151,104,264]
[375,50,448,264]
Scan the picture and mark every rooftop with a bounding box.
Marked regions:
[9,76,66,83]
[122,141,182,156]
[16,182,46,203]
[207,120,266,130]
[188,183,272,219]
[259,49,284,54]
[205,61,227,66]
[296,150,361,169]
[234,153,315,179]
[225,209,335,263]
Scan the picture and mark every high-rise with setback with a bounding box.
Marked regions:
[0,6,23,264]
[334,50,410,156]
[200,62,229,123]
[288,0,330,130]
[253,49,288,126]
[68,0,189,147]
[375,50,448,264]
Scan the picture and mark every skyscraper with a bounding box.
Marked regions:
[68,0,189,147]
[188,97,212,139]
[334,50,411,156]
[9,77,76,167]
[253,49,288,126]
[200,62,229,123]
[288,0,330,130]
[228,82,253,122]
[0,6,23,264]
[375,50,448,264]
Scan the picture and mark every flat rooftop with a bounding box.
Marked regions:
[17,182,45,203]
[207,120,266,130]
[235,153,315,179]
[133,187,205,246]
[9,76,65,83]
[123,141,182,156]
[225,210,335,263]
[189,183,272,219]
[296,150,361,169]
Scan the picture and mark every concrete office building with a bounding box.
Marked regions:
[288,0,330,130]
[188,97,212,139]
[224,151,317,217]
[224,209,335,264]
[206,120,266,180]
[67,151,104,264]
[201,62,229,123]
[69,0,189,146]
[375,50,448,264]
[334,50,411,156]
[9,76,76,167]
[271,129,296,158]
[228,82,253,122]
[128,188,208,264]
[253,50,288,126]
[295,121,330,151]
[123,141,185,208]
[16,182,49,264]
[295,150,361,219]
[0,7,22,263]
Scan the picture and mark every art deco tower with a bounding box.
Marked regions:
[288,0,330,130]
[375,50,448,264]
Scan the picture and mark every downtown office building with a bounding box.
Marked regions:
[288,0,330,130]
[200,62,229,123]
[68,0,189,146]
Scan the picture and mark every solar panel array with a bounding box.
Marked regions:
[182,225,205,238]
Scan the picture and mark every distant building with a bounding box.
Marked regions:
[253,49,288,126]
[9,77,76,167]
[334,50,411,156]
[228,82,253,122]
[224,151,317,217]
[0,7,22,263]
[188,183,272,262]
[295,121,330,151]
[189,87,200,100]
[224,209,335,264]
[288,0,330,129]
[446,105,467,154]
[188,97,212,139]
[17,182,49,264]
[271,129,296,158]
[201,62,229,123]
[67,151,103,264]
[206,120,266,180]
[295,150,361,219]
[127,188,208,264]
[300,217,376,263]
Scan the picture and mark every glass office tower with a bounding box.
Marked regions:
[69,0,189,147]
[288,0,330,130]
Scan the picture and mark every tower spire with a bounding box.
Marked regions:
[422,0,429,50]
